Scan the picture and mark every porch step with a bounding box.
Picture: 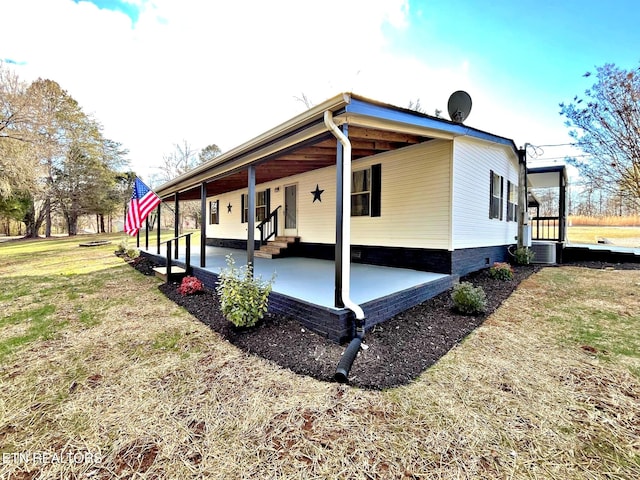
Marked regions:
[274,236,300,243]
[256,236,300,259]
[152,266,186,282]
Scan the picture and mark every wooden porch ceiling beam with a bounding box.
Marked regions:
[294,146,338,155]
[348,126,422,143]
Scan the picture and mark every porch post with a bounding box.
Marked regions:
[517,148,527,249]
[174,194,179,259]
[334,124,347,308]
[247,166,256,274]
[156,204,161,254]
[200,182,207,268]
[145,216,149,250]
[558,171,566,242]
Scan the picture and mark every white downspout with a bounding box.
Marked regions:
[324,111,365,321]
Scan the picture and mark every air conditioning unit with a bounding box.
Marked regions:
[531,242,556,264]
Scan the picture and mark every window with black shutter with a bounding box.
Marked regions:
[507,181,518,222]
[209,200,219,224]
[351,164,381,217]
[490,170,503,220]
[241,189,270,223]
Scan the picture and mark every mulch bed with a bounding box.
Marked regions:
[130,256,639,389]
[131,256,540,389]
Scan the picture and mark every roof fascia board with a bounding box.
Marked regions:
[156,93,352,197]
[341,113,454,140]
[345,97,517,151]
[163,121,333,195]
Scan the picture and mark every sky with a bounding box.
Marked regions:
[3,0,640,183]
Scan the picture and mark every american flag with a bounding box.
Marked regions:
[124,178,161,236]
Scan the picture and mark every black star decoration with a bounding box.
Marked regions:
[227,202,232,213]
[311,184,324,203]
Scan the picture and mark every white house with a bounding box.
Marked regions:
[152,93,526,340]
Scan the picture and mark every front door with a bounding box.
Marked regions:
[284,184,297,236]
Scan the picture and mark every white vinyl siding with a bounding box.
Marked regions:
[350,140,451,249]
[452,137,519,249]
[206,140,452,249]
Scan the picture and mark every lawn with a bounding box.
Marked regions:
[0,234,638,479]
[567,225,640,246]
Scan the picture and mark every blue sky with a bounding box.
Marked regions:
[3,0,639,180]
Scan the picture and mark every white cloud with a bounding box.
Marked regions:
[3,0,574,182]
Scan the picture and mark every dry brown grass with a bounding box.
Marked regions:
[569,215,640,227]
[0,236,639,478]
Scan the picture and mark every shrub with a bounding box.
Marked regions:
[178,276,204,296]
[451,282,487,315]
[489,262,514,281]
[116,237,128,254]
[216,255,275,328]
[126,248,140,259]
[513,246,535,265]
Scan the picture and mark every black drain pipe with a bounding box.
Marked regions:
[335,317,365,383]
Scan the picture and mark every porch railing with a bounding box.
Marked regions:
[531,216,559,241]
[160,232,192,278]
[257,205,281,245]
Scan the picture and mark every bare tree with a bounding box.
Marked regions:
[0,62,39,199]
[560,62,640,207]
[154,140,217,233]
[155,140,199,184]
[199,143,221,164]
[407,98,425,113]
[294,92,314,109]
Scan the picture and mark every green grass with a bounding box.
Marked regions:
[534,267,640,379]
[152,330,184,352]
[0,304,62,361]
[0,234,639,479]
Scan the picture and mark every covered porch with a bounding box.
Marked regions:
[527,164,569,263]
[140,244,456,342]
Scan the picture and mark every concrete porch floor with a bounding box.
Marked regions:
[143,245,451,309]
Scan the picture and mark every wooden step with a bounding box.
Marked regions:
[254,251,273,259]
[152,266,186,282]
[274,236,300,243]
[267,241,289,248]
[260,245,282,254]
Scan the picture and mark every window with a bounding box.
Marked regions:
[351,164,381,217]
[241,189,268,223]
[209,200,219,225]
[351,168,370,217]
[507,181,518,222]
[489,170,503,220]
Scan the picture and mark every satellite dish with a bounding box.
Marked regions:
[447,90,472,123]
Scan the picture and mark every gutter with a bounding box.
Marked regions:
[323,110,366,383]
[156,93,353,198]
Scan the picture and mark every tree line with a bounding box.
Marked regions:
[0,61,222,237]
[1,62,132,237]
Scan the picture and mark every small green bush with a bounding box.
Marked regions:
[489,262,514,281]
[117,237,128,254]
[451,282,487,315]
[513,246,535,265]
[178,276,204,296]
[126,248,140,259]
[216,255,275,328]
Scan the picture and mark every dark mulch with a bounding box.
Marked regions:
[130,256,640,388]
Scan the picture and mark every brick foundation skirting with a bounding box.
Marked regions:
[141,251,457,343]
